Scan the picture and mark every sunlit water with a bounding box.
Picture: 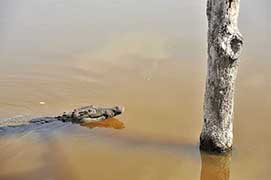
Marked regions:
[0,0,270,179]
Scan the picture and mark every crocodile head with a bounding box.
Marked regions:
[112,106,125,116]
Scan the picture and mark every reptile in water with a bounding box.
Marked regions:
[0,105,124,135]
[55,105,124,123]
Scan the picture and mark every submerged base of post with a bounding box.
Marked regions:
[200,135,232,154]
[200,128,233,153]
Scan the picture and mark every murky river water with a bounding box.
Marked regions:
[0,0,270,179]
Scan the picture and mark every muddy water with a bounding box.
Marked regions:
[0,0,270,179]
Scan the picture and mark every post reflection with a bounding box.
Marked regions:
[200,151,232,180]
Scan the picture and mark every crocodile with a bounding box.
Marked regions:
[55,105,124,123]
[0,105,124,135]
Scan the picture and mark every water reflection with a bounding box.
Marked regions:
[80,118,125,130]
[200,151,231,180]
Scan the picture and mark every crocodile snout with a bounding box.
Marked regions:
[114,106,125,115]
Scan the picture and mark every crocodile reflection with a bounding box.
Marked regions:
[80,118,125,129]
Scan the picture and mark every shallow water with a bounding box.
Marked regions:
[0,0,271,179]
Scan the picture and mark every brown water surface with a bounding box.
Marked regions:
[0,0,270,179]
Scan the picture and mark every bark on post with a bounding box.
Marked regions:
[200,0,244,153]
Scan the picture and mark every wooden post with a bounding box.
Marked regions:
[200,0,244,153]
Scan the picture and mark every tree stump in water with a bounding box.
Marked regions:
[200,0,244,153]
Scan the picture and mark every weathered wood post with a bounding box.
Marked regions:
[200,0,244,153]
